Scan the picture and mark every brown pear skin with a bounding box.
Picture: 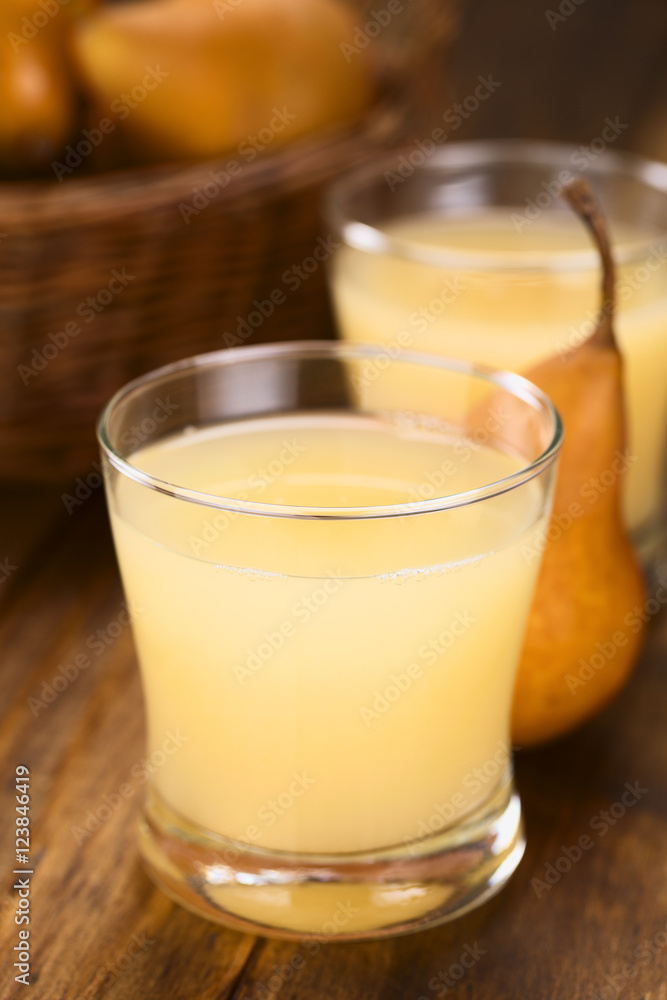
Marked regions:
[0,2,76,171]
[511,179,646,747]
[70,0,373,164]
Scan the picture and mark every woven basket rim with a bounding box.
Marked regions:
[0,107,403,228]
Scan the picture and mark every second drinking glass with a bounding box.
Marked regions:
[325,140,667,564]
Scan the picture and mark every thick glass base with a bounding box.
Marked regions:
[138,773,525,940]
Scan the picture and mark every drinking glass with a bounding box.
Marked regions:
[98,341,562,939]
[325,140,667,565]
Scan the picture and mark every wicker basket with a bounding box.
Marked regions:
[0,0,460,483]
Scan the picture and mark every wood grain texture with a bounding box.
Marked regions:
[0,494,666,999]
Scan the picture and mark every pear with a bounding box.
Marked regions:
[0,1,77,171]
[511,179,646,747]
[70,0,373,164]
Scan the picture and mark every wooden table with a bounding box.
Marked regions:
[1,479,666,999]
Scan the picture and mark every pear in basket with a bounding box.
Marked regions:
[71,0,374,164]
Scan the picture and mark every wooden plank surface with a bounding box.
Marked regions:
[0,488,666,999]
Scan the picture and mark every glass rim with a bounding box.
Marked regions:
[324,138,667,273]
[97,341,563,520]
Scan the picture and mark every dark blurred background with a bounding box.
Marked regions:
[450,0,666,159]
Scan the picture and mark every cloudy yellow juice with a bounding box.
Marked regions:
[108,412,547,861]
[331,210,667,541]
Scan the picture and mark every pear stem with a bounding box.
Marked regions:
[562,178,617,351]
